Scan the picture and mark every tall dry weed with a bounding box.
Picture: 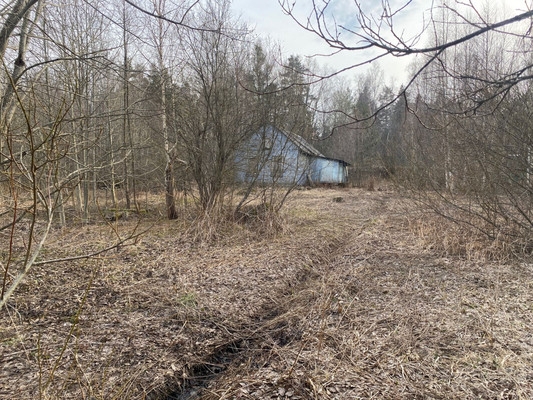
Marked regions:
[234,203,287,236]
[184,203,287,244]
[411,213,525,262]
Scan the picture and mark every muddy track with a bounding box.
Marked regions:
[165,253,348,397]
[163,214,374,399]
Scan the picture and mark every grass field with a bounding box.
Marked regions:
[1,187,532,399]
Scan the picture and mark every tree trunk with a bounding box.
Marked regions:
[165,159,177,219]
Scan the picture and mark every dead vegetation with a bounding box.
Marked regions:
[1,188,533,399]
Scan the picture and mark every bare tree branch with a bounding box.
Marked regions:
[280,0,533,56]
[0,0,39,59]
[124,0,219,33]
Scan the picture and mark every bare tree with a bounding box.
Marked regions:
[172,0,255,215]
[0,0,142,307]
[280,0,533,116]
[280,0,533,248]
[147,0,180,219]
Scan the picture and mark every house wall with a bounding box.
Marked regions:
[311,158,347,184]
[235,126,311,186]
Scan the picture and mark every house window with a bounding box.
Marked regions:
[247,157,261,178]
[263,136,274,150]
[271,155,284,180]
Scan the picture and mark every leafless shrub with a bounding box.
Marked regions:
[234,202,287,235]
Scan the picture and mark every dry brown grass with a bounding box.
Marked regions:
[411,213,527,262]
[1,187,533,399]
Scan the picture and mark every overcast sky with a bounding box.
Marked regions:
[230,0,531,86]
[230,0,430,85]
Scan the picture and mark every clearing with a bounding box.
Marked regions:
[1,187,533,399]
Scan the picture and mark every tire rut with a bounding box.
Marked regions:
[160,223,361,400]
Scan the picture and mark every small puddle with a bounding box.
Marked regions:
[164,339,246,400]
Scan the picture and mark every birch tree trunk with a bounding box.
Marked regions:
[152,0,177,219]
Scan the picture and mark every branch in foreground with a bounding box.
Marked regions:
[0,223,150,310]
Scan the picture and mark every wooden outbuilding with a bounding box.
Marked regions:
[236,126,349,186]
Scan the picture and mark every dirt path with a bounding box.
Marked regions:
[169,189,533,399]
[1,188,533,399]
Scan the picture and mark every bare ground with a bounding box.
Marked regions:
[1,187,533,399]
